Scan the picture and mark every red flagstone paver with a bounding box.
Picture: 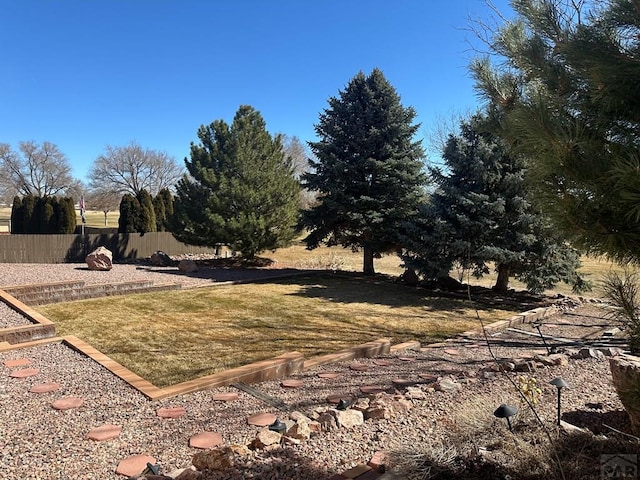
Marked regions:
[9,368,40,378]
[318,372,340,379]
[372,359,392,366]
[397,356,416,362]
[360,385,385,395]
[349,363,369,371]
[281,379,304,388]
[392,378,416,388]
[115,454,156,477]
[212,392,239,401]
[29,382,61,393]
[247,412,276,426]
[156,406,186,419]
[419,373,438,382]
[327,394,354,404]
[4,358,31,368]
[444,348,460,356]
[52,396,84,410]
[87,424,122,441]
[189,431,223,449]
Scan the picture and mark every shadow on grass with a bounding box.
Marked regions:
[131,260,538,314]
[276,272,526,314]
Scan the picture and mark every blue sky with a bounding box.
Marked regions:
[1,0,512,183]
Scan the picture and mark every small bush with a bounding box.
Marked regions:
[601,269,640,353]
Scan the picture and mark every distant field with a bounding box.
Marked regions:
[0,207,119,230]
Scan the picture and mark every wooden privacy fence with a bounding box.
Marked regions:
[0,232,220,263]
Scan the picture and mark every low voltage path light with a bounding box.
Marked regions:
[494,404,518,432]
[268,419,287,434]
[550,377,569,425]
[142,463,160,475]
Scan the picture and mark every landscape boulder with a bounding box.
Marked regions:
[192,446,238,471]
[250,428,282,449]
[609,355,640,435]
[434,377,462,392]
[333,408,364,429]
[85,246,112,271]
[286,418,312,440]
[178,259,198,273]
[150,250,173,267]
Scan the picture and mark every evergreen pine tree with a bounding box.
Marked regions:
[153,195,167,231]
[153,188,173,231]
[403,115,586,293]
[10,196,23,234]
[472,0,640,262]
[172,105,300,258]
[136,189,157,233]
[49,197,61,233]
[118,194,141,233]
[23,195,37,233]
[62,197,77,234]
[302,68,426,274]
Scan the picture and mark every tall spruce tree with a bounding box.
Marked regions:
[472,0,640,262]
[171,105,300,258]
[302,68,426,274]
[402,115,586,293]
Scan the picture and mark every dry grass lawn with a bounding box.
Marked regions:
[38,274,518,387]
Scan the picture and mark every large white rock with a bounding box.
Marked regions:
[85,246,113,271]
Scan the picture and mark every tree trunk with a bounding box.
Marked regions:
[363,246,375,275]
[493,264,510,292]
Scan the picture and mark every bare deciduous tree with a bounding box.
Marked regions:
[86,188,122,226]
[0,141,77,198]
[282,134,312,178]
[282,134,317,209]
[88,142,184,196]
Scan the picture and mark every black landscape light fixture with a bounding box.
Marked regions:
[494,404,518,432]
[550,377,569,425]
[268,418,287,434]
[141,462,160,475]
[336,398,351,410]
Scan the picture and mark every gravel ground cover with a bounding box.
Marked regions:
[0,264,634,479]
[0,302,33,328]
[0,261,304,291]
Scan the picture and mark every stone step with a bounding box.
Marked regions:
[5,280,182,305]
